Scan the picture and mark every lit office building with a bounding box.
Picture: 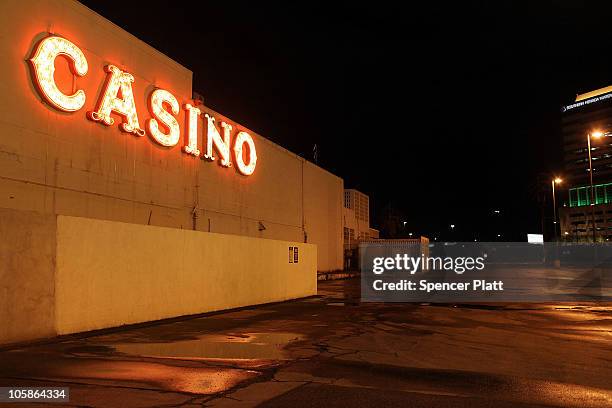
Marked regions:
[559,86,612,240]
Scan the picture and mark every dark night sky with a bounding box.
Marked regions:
[80,0,612,241]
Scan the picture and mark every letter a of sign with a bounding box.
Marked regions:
[87,65,145,136]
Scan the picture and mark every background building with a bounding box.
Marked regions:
[560,86,612,241]
[343,189,379,268]
[343,189,379,247]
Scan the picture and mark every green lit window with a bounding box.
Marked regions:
[570,189,578,207]
[569,182,612,207]
[596,185,605,204]
[578,187,587,206]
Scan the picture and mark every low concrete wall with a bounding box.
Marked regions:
[0,210,317,344]
[0,209,56,344]
[55,216,317,334]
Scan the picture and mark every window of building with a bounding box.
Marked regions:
[344,227,355,245]
[354,192,369,222]
[569,182,612,207]
[344,191,352,209]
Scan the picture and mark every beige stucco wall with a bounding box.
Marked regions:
[0,0,343,272]
[303,162,343,272]
[0,208,56,344]
[0,211,316,344]
[55,215,316,335]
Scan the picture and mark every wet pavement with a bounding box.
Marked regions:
[0,279,611,407]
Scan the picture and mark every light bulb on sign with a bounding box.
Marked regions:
[29,35,88,112]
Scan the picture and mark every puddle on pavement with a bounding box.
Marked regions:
[553,305,611,313]
[327,300,360,306]
[112,332,302,361]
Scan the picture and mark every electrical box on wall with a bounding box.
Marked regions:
[289,246,299,263]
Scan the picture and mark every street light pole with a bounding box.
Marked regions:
[551,178,562,241]
[587,131,603,242]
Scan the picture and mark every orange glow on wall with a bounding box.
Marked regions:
[29,35,88,112]
[183,103,201,156]
[146,89,180,146]
[234,131,257,175]
[204,114,232,167]
[87,64,145,136]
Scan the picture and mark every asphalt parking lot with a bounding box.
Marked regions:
[0,278,611,407]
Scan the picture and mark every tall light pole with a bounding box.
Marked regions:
[551,177,562,241]
[587,131,603,242]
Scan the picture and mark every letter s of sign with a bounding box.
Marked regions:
[29,36,88,112]
[146,89,180,146]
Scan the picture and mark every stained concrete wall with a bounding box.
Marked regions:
[55,215,317,334]
[0,208,56,344]
[0,211,316,344]
[303,161,343,273]
[0,0,343,272]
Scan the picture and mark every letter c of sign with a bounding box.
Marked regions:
[29,36,88,112]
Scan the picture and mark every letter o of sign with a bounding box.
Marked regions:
[233,131,257,176]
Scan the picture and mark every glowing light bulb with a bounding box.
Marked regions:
[87,65,145,136]
[29,35,88,112]
[233,131,257,175]
[183,104,201,156]
[146,89,180,146]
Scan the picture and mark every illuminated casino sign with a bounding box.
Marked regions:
[28,35,257,176]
